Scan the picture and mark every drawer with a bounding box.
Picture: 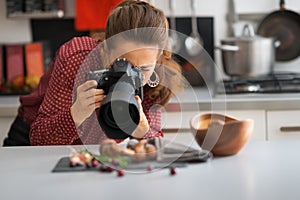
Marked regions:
[267,110,300,140]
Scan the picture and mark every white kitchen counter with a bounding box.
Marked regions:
[167,87,300,111]
[0,95,20,117]
[0,133,300,200]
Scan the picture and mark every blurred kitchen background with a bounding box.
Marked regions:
[0,0,300,92]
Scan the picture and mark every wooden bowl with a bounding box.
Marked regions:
[190,113,254,156]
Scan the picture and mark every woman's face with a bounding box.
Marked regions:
[109,41,161,86]
[121,48,160,86]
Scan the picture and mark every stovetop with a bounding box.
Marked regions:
[217,73,300,94]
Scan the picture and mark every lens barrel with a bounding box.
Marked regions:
[98,82,140,139]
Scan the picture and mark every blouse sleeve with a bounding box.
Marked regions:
[29,49,91,145]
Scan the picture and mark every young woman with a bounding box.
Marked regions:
[3,0,183,146]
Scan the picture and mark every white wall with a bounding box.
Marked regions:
[0,0,300,74]
[153,0,300,75]
[0,0,74,43]
[0,0,31,43]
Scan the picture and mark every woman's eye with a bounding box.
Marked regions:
[140,67,151,71]
[140,65,154,71]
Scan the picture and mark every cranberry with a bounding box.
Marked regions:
[99,165,107,172]
[106,166,114,173]
[92,159,99,167]
[170,167,176,176]
[147,165,153,172]
[117,169,125,177]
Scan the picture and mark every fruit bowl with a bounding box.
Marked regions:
[190,113,254,156]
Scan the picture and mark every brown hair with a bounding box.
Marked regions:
[105,0,184,106]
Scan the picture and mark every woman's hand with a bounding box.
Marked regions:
[70,80,105,127]
[132,95,150,138]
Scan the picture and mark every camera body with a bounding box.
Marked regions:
[86,58,144,139]
[86,58,143,99]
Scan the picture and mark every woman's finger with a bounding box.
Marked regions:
[92,95,106,106]
[77,80,97,93]
[135,95,143,111]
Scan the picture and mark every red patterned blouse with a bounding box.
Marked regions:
[19,37,163,145]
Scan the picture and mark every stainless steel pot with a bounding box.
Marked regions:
[217,24,280,77]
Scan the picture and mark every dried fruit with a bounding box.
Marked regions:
[131,140,147,162]
[99,165,107,172]
[145,143,157,160]
[100,139,125,157]
[69,156,84,167]
[106,166,114,173]
[147,164,153,172]
[92,159,99,167]
[170,167,176,176]
[117,169,125,177]
[122,148,135,156]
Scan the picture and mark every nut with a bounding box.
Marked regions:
[127,139,139,149]
[145,144,157,160]
[121,148,136,156]
[131,140,147,162]
[99,139,124,157]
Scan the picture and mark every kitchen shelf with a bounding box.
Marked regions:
[237,11,300,22]
[7,10,64,19]
[238,13,267,22]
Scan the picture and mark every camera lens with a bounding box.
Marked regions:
[103,101,138,129]
[98,83,141,139]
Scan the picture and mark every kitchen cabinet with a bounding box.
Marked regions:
[163,110,266,140]
[267,110,300,140]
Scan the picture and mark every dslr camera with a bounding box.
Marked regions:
[86,58,144,139]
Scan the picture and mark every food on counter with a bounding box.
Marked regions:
[68,137,160,170]
[117,169,125,177]
[69,155,85,167]
[145,143,157,160]
[100,139,158,163]
[147,164,154,172]
[99,139,127,157]
[170,167,177,176]
[64,141,184,177]
[69,147,129,169]
[131,139,147,162]
[91,159,99,168]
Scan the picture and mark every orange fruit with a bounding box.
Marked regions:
[25,75,40,89]
[11,75,25,89]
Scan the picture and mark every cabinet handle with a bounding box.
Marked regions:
[280,126,300,132]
